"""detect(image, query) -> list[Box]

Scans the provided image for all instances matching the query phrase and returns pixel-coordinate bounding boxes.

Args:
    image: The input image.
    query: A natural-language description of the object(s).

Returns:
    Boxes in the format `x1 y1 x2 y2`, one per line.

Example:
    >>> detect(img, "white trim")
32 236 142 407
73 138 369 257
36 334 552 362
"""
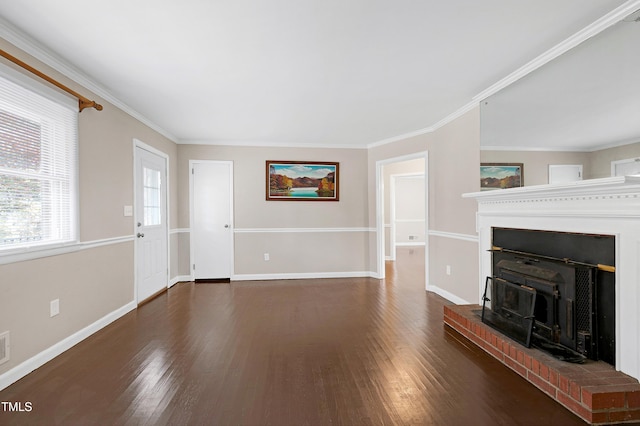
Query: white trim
482 137 640 153
480 145 590 152
395 242 426 247
427 285 472 305
0 235 134 266
395 219 426 224
0 17 178 144
170 228 190 234
234 227 374 234
367 102 478 149
0 300 136 392
477 210 640 220
232 271 377 281
179 139 366 149
428 230 479 243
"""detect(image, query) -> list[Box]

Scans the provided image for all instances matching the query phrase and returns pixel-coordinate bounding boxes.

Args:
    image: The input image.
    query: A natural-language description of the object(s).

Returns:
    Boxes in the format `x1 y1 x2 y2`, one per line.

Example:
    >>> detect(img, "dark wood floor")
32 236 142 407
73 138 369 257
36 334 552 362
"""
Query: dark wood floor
0 247 583 425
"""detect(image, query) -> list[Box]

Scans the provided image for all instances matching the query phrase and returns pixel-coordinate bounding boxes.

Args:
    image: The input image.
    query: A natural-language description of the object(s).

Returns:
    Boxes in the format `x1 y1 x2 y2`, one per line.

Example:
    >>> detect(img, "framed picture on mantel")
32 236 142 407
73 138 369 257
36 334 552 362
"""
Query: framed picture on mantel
480 163 523 190
266 161 339 201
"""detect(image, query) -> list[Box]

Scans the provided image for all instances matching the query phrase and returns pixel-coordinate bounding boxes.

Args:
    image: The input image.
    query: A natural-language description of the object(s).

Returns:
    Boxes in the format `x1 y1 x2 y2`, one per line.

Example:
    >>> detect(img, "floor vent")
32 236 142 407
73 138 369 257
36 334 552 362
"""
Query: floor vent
0 331 9 365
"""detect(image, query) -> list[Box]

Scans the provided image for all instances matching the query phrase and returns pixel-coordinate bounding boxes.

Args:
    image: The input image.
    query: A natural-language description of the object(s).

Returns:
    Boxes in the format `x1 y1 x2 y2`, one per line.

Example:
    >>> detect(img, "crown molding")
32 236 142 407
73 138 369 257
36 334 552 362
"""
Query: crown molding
472 0 640 103
179 139 366 149
0 16 178 143
480 145 590 152
481 136 640 153
368 0 640 151
367 100 478 149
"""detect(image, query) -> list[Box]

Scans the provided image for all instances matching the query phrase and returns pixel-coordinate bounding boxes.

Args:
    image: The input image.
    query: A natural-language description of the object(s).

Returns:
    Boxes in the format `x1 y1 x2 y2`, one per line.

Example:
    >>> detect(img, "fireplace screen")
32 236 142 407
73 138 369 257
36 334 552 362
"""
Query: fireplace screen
482 277 537 347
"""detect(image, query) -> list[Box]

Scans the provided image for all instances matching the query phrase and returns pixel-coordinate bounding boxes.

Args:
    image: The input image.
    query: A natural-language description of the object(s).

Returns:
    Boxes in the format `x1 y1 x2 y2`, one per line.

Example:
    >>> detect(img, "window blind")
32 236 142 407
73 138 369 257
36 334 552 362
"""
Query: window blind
0 64 78 252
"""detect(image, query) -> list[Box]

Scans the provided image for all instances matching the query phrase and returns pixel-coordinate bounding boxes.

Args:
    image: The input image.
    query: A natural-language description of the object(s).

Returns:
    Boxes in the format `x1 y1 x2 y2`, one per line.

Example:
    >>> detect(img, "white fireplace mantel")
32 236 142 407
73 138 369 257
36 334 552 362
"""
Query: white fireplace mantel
463 176 640 381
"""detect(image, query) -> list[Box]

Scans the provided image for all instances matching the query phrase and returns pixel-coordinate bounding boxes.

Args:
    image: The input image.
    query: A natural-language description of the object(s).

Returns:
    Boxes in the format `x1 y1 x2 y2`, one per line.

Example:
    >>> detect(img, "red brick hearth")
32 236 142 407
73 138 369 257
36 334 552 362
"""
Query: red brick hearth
444 304 640 425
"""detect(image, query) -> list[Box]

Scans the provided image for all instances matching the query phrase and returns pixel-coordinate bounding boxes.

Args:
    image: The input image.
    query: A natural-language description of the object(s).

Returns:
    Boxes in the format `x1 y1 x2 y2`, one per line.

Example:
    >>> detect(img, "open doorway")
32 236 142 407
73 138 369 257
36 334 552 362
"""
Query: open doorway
389 173 425 261
376 152 428 289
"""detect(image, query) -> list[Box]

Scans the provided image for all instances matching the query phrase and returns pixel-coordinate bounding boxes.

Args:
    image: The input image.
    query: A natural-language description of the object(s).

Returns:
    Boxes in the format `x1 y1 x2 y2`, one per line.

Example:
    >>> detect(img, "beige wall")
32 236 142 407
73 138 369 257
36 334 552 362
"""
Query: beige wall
480 141 640 185
0 39 179 377
481 150 589 186
177 145 371 276
588 140 640 179
369 107 481 303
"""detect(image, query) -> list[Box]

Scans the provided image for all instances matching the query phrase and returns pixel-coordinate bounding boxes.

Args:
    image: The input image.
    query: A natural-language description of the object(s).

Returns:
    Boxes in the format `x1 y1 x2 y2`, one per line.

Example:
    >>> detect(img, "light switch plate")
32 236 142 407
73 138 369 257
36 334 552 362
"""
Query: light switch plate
50 299 60 317
123 205 133 217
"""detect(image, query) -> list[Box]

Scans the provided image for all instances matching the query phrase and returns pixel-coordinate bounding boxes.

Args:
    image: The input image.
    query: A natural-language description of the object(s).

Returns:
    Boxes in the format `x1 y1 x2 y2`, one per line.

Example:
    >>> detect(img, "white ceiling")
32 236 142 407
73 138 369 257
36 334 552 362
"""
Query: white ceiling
481 8 640 152
0 0 632 147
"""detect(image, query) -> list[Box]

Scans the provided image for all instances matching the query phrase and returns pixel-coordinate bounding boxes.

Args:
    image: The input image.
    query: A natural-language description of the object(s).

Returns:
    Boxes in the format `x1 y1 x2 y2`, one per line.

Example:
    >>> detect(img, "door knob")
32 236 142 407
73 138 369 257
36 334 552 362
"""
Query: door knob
224 224 229 228
137 233 145 238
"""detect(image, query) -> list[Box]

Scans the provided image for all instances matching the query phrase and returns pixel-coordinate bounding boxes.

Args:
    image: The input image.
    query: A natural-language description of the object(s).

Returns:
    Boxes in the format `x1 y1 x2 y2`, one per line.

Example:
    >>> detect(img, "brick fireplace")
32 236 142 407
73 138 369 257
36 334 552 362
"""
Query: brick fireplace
459 176 640 424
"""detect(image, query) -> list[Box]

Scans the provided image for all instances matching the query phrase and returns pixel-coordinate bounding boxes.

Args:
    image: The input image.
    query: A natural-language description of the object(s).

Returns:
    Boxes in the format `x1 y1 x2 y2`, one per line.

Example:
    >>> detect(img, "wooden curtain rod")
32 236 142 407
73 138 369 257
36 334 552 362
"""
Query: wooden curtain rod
0 48 102 112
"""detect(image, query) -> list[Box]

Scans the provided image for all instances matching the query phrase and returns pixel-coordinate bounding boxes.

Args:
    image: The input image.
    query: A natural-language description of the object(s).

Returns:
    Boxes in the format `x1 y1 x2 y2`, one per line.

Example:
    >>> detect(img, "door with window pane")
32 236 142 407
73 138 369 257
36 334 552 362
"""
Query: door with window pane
135 145 168 303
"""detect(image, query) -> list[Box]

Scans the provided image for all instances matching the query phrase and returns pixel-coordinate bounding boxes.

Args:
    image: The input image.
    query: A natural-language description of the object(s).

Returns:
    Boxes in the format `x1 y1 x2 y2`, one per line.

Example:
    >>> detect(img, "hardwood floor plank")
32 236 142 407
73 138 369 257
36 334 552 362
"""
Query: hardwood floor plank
0 248 583 425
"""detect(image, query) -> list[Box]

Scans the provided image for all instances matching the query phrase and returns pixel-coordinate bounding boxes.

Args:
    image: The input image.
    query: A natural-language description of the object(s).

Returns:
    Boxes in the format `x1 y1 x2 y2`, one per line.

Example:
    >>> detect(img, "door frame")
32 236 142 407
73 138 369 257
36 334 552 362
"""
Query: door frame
376 151 428 289
133 139 170 303
189 160 235 281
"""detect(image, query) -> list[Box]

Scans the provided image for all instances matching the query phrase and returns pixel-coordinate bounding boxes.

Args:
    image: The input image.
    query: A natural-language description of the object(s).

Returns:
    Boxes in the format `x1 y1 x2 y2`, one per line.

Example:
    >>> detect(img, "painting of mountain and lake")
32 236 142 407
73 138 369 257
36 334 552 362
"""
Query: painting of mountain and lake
480 163 523 191
267 161 339 201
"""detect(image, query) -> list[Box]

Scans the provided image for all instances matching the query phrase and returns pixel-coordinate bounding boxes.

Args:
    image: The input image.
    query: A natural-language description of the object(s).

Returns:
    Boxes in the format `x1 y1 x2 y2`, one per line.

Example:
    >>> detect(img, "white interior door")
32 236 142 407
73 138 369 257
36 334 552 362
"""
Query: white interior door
191 161 233 280
548 164 583 184
135 145 168 302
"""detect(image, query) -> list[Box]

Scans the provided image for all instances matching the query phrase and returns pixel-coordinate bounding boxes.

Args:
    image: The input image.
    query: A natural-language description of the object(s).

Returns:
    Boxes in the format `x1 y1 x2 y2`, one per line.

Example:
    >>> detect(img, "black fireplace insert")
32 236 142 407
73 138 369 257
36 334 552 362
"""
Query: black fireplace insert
482 228 615 365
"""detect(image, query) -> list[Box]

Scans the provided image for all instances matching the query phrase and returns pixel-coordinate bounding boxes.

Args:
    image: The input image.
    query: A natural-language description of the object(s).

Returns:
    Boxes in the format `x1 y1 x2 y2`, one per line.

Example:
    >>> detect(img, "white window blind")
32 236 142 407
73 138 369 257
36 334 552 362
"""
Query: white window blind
0 65 78 253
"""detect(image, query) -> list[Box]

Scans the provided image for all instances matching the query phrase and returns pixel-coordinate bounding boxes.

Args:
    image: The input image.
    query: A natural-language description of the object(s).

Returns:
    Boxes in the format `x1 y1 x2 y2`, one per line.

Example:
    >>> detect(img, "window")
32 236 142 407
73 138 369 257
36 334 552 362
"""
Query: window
143 167 161 226
0 65 78 253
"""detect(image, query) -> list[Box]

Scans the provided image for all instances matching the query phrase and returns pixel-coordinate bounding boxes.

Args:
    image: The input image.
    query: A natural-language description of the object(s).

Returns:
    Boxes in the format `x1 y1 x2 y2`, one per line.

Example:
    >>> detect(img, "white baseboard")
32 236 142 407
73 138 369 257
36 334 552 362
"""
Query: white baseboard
232 271 378 281
169 275 191 287
0 301 137 392
427 285 472 305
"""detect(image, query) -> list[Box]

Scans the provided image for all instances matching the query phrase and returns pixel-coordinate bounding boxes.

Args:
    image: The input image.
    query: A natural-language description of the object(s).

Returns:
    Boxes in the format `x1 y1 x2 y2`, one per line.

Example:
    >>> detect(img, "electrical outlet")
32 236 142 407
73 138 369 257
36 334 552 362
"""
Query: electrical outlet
50 299 60 317
446 265 451 276
264 253 270 261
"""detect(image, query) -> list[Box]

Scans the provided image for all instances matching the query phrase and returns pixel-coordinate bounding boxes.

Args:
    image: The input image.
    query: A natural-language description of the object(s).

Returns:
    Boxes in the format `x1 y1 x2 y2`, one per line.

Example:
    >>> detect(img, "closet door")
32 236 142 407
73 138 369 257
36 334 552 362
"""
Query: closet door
191 161 234 280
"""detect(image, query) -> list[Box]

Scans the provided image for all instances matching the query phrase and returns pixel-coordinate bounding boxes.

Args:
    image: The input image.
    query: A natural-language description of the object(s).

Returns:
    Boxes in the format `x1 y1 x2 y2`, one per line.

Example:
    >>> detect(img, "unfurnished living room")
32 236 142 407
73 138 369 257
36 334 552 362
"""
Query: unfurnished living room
1 1 640 425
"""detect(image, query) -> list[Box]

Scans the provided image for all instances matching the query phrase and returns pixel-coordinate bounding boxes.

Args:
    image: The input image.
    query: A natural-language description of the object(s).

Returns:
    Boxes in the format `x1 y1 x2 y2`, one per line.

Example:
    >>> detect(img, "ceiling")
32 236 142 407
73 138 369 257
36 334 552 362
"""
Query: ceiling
0 0 631 148
481 7 640 152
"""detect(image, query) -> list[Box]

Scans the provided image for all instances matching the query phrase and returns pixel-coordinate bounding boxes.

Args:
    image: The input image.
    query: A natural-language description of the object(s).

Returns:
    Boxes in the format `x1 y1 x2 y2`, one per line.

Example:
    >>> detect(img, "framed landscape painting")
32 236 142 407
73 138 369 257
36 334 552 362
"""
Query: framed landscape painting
267 161 339 201
480 163 524 190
